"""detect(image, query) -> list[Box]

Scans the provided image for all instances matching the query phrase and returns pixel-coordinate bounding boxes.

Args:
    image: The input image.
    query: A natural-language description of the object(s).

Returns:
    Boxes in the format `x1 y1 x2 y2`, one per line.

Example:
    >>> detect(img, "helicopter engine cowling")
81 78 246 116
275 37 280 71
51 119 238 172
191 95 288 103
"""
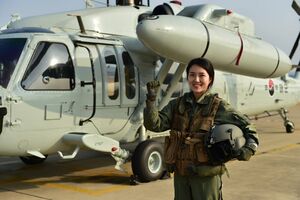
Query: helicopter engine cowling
152 1 184 15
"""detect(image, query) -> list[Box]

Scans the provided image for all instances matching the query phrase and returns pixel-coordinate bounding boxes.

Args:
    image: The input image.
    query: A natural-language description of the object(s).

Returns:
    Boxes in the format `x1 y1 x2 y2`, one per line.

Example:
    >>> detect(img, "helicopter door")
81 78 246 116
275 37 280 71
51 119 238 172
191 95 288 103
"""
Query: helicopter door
91 45 139 134
73 44 100 126
74 43 139 134
9 38 77 151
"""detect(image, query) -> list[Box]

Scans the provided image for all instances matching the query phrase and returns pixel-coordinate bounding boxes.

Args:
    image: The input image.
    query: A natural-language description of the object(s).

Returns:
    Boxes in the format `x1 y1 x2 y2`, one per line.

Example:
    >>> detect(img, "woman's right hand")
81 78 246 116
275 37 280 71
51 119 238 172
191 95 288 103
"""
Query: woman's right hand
146 80 160 101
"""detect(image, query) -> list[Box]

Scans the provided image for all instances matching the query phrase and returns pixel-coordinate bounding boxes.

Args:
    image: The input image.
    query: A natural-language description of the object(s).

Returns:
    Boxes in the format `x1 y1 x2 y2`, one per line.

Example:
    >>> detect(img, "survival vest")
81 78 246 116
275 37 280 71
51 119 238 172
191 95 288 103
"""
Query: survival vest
164 93 221 176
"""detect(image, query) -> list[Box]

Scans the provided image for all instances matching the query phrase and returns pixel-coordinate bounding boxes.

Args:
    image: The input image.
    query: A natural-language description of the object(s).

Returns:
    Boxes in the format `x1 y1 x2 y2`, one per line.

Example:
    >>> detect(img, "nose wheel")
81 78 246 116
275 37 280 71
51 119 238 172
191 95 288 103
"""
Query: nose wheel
279 108 295 134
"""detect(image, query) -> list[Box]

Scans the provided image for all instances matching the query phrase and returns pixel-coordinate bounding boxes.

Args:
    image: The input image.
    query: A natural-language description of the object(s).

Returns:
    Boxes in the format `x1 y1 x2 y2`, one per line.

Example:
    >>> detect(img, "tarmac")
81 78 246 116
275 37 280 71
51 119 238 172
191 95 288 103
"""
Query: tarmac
0 104 300 200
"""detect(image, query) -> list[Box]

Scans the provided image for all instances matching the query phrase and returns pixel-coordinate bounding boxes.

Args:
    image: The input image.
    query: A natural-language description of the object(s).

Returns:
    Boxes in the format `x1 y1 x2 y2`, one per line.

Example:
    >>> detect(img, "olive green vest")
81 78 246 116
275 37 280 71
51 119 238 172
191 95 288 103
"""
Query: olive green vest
164 94 221 175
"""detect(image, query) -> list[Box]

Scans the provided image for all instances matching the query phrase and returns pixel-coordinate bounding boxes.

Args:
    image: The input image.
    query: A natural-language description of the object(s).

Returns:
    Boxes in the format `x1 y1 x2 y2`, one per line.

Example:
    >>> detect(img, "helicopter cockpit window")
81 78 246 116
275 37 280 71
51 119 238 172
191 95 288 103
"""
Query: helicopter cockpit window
0 38 26 88
104 49 119 100
21 42 75 90
122 51 136 99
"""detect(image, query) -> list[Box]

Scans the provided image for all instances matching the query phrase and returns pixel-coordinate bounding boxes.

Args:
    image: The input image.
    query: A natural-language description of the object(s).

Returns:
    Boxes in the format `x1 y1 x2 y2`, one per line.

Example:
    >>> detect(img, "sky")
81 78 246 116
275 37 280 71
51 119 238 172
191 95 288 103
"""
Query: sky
0 0 299 62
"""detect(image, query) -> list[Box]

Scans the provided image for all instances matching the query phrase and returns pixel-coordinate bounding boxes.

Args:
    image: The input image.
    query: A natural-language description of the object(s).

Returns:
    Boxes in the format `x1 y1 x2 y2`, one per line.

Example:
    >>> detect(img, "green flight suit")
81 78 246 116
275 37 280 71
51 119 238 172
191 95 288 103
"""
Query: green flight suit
144 91 258 200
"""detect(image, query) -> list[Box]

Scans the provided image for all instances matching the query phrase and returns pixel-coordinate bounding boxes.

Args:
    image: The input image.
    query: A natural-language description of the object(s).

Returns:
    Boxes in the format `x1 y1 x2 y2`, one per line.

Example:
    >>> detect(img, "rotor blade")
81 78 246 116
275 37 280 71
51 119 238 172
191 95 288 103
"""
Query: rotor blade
289 32 300 59
292 0 300 16
293 65 300 72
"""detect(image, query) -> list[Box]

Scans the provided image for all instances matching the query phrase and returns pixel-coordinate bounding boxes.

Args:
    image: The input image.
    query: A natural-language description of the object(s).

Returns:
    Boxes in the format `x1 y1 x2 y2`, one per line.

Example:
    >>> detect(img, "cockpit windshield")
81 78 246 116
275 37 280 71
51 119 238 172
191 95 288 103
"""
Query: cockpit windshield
0 38 27 88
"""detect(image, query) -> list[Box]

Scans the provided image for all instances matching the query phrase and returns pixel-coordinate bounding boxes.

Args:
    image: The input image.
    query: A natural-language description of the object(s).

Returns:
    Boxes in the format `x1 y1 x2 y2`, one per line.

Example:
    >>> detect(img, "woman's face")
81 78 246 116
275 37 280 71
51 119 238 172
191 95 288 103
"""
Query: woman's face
187 64 211 98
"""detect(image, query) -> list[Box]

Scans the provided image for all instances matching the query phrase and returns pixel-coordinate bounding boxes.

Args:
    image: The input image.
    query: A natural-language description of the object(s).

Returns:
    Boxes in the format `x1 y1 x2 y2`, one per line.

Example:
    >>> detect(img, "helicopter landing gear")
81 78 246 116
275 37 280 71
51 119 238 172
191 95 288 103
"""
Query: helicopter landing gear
279 108 295 133
131 140 166 184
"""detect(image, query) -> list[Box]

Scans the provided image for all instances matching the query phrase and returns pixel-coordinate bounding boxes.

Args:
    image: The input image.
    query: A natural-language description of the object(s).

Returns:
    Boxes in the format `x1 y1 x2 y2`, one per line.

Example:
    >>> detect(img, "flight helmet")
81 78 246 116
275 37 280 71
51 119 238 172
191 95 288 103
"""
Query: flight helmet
205 124 246 165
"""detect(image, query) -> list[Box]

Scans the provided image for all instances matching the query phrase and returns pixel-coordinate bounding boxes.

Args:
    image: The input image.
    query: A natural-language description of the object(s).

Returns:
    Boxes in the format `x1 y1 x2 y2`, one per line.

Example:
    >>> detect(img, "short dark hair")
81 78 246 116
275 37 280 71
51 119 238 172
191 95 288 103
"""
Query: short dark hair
186 58 215 88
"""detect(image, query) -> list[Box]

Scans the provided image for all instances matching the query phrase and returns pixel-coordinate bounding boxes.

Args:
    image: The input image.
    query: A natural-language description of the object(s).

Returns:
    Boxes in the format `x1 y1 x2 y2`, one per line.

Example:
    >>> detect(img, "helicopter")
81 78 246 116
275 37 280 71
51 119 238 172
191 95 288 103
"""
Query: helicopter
0 0 299 183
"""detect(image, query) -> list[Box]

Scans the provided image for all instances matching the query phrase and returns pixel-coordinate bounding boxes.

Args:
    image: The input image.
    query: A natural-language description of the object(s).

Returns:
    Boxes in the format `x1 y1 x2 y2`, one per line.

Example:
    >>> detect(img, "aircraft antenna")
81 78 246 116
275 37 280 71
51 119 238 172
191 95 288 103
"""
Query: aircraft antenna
67 14 86 34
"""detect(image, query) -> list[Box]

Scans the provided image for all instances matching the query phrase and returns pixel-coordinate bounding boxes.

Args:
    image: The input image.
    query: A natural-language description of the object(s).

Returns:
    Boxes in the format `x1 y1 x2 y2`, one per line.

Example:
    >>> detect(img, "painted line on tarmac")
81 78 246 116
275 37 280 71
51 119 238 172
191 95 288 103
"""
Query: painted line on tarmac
40 171 131 196
0 171 131 197
257 142 300 155
44 183 129 196
0 187 51 200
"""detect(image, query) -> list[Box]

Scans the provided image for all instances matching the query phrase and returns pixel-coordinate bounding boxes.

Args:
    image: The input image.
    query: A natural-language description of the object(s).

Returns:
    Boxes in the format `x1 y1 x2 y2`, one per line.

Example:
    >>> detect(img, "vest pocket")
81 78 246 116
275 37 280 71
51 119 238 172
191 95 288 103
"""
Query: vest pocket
199 118 213 132
164 131 182 164
194 140 209 163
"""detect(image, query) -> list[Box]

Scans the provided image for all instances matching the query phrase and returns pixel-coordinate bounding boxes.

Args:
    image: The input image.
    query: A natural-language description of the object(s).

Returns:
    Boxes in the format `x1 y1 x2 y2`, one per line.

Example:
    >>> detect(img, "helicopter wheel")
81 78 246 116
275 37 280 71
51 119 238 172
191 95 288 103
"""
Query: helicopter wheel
19 155 48 165
285 121 295 134
131 140 165 183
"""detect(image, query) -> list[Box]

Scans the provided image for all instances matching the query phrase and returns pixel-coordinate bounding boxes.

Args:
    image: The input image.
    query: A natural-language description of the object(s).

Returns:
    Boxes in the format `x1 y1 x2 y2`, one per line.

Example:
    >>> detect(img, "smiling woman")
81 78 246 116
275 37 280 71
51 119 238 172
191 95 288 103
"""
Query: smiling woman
187 58 214 99
144 57 259 200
